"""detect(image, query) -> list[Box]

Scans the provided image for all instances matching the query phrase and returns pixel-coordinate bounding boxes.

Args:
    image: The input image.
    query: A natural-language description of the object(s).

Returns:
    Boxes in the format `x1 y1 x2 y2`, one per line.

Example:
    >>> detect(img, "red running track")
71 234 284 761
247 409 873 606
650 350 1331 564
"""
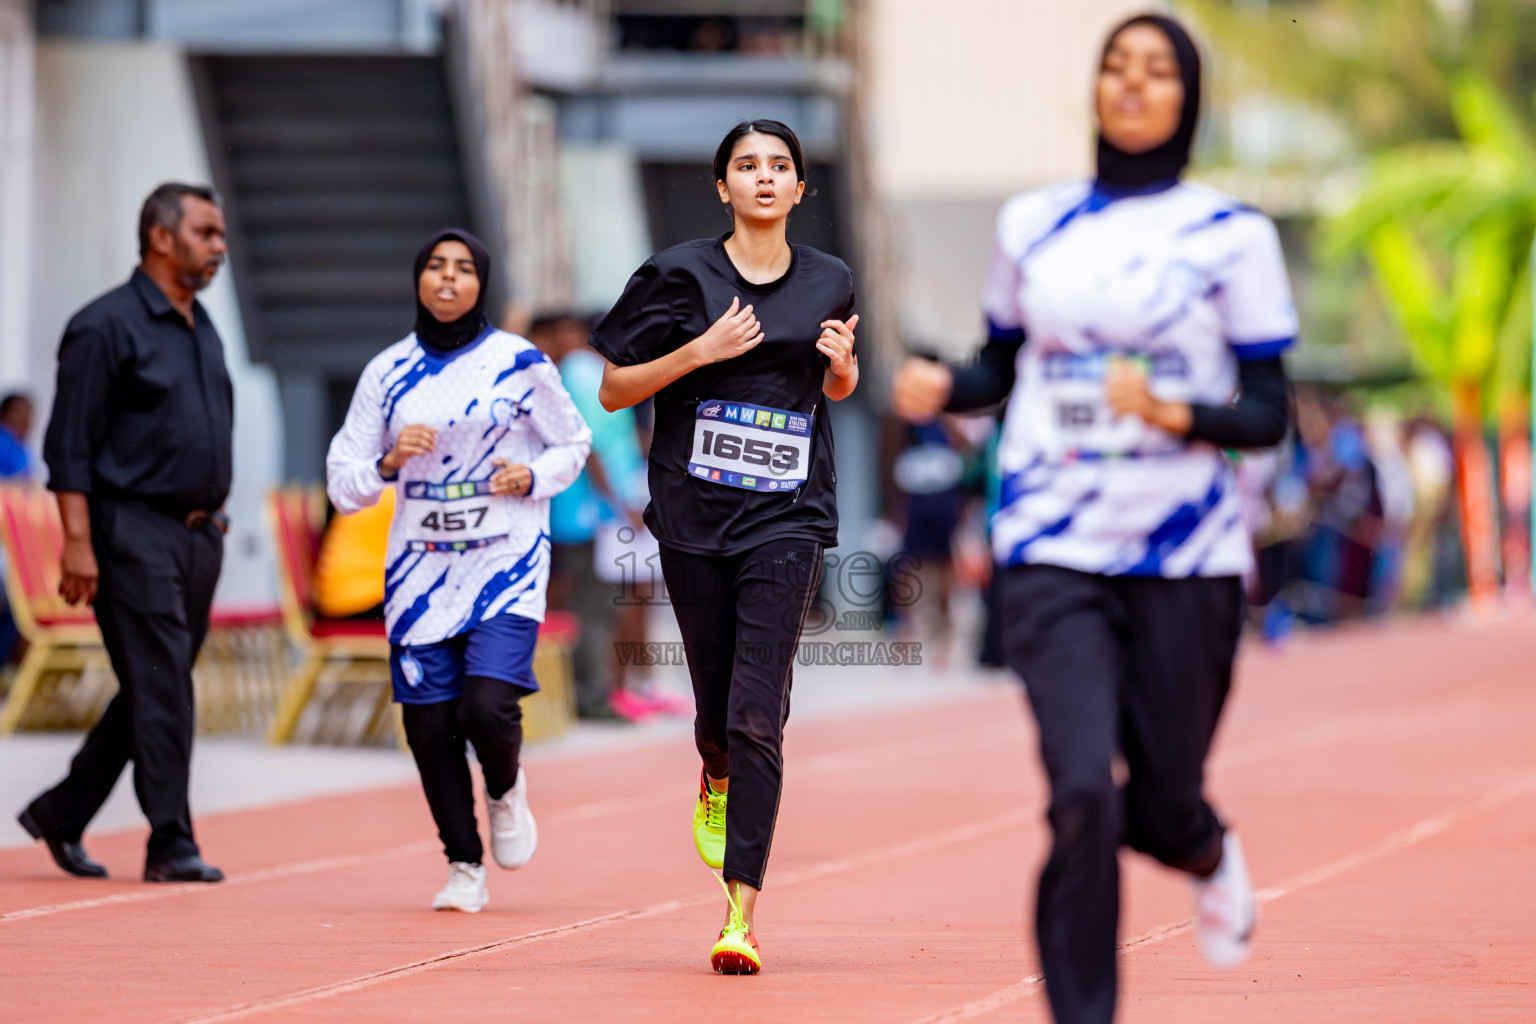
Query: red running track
3 615 1534 1023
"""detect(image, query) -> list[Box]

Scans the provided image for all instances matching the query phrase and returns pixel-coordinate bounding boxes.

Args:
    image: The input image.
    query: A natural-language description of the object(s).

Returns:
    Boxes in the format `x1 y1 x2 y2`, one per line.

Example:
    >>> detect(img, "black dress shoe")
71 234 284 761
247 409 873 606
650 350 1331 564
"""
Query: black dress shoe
17 807 108 878
143 855 224 883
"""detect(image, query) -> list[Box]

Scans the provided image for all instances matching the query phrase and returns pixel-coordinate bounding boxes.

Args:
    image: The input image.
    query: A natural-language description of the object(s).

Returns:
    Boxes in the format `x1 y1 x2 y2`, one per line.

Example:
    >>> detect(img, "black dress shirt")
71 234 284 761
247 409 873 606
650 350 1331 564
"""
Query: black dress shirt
44 268 234 512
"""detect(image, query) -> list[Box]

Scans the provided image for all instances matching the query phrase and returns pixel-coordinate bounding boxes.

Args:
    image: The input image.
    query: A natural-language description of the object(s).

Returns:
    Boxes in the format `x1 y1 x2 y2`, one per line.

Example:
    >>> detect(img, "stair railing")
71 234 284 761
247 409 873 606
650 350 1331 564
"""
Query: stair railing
446 0 575 322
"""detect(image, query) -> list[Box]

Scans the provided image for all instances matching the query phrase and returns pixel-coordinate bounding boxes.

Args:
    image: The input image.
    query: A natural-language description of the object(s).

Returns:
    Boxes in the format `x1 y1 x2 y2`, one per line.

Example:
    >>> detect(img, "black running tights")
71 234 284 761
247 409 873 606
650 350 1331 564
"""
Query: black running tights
401 676 527 865
1001 564 1240 1024
659 537 825 891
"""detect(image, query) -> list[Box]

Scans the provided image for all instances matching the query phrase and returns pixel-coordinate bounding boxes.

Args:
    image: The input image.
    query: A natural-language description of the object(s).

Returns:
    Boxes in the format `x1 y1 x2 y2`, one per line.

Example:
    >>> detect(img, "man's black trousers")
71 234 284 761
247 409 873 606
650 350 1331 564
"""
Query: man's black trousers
1000 564 1241 1024
659 537 824 891
29 499 223 862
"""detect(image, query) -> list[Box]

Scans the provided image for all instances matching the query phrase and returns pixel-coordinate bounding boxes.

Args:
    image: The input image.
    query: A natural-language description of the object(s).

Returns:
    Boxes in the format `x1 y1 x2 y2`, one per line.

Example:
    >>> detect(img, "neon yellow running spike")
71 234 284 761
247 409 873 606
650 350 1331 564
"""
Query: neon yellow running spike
710 873 761 975
693 770 726 870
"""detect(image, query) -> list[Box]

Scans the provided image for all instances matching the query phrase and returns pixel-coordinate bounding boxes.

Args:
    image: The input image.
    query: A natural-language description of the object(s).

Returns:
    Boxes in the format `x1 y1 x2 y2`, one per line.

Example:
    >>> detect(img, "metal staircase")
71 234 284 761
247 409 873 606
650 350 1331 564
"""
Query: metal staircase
194 54 485 479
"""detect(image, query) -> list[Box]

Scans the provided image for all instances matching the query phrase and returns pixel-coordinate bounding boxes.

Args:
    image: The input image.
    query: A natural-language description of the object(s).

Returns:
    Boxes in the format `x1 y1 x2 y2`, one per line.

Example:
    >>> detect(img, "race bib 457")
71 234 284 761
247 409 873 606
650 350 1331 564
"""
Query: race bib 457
689 399 812 492
400 479 512 552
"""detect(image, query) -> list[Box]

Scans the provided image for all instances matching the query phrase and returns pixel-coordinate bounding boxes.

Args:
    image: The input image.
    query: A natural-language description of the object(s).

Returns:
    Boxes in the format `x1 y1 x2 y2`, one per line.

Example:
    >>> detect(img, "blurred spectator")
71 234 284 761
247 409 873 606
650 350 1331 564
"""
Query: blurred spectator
312 488 395 620
535 314 676 721
890 417 969 663
0 392 35 480
1365 408 1416 613
739 18 798 56
1246 428 1311 641
0 391 31 662
1297 389 1384 622
1400 415 1456 610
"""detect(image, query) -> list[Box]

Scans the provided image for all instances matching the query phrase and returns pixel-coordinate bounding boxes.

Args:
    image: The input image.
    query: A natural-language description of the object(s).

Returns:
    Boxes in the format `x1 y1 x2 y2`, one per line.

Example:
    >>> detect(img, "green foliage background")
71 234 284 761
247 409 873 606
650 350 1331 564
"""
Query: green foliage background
1181 0 1536 419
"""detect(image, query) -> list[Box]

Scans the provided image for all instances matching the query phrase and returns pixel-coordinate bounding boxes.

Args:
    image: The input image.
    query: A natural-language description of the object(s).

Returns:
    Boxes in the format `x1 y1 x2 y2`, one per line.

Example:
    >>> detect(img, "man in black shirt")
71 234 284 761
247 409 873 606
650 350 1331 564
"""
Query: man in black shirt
17 183 234 883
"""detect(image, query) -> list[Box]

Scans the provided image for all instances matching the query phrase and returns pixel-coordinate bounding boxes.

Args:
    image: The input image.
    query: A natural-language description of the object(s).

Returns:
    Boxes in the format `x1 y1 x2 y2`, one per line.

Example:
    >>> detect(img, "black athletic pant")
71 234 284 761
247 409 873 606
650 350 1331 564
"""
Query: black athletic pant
401 676 527 865
659 537 825 890
28 499 223 862
1000 564 1240 1024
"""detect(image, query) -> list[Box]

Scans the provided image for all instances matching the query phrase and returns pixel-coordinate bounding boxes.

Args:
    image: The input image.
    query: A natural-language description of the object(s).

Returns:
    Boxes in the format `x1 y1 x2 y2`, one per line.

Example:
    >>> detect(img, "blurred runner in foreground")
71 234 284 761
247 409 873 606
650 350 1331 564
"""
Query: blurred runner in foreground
894 16 1292 1024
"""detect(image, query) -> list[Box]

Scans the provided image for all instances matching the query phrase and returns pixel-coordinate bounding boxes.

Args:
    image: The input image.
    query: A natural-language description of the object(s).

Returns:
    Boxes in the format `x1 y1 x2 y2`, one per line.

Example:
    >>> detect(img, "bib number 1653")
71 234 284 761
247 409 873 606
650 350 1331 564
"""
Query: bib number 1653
698 429 800 473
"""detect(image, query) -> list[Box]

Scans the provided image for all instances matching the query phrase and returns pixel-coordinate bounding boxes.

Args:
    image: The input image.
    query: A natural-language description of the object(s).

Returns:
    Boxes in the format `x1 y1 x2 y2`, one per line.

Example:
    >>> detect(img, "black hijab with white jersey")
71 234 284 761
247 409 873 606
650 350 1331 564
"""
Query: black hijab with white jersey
413 228 492 353
1094 14 1202 189
949 14 1289 446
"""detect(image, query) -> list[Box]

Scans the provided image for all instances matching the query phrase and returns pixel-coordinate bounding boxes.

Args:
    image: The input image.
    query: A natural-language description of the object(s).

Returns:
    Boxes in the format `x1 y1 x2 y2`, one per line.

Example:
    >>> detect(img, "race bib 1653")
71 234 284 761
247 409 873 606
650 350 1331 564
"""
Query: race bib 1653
688 399 812 493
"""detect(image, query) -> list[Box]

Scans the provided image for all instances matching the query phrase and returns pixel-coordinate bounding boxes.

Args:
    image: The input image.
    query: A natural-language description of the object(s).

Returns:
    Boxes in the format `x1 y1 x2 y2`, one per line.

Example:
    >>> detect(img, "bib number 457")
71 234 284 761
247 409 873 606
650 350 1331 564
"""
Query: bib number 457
699 429 800 473
419 506 490 532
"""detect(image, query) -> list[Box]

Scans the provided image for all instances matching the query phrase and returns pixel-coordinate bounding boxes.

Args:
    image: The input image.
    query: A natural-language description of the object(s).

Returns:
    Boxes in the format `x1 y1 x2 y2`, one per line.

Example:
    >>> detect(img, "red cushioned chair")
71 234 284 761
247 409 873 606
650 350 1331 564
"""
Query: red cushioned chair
264 485 394 743
0 486 108 735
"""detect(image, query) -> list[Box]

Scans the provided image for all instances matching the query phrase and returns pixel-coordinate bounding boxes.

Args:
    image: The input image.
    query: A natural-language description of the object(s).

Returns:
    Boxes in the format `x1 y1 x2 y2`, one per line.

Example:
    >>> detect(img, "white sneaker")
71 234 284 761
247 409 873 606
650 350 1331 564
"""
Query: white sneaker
1191 830 1256 967
486 767 537 870
432 861 488 913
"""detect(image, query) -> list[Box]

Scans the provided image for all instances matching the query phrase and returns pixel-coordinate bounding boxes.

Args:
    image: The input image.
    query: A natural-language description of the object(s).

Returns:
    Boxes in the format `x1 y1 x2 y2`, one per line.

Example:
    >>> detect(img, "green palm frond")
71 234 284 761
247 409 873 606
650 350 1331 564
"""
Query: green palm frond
1318 144 1474 260
1363 221 1454 379
1493 262 1533 409
1451 74 1536 172
1449 219 1514 382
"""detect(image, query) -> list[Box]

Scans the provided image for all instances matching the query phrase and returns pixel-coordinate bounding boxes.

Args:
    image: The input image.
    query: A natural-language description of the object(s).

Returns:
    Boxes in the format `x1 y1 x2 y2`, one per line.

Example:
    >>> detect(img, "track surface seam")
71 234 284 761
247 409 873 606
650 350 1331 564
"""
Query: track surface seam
3 720 1018 924
156 705 1510 1022
165 808 1034 1023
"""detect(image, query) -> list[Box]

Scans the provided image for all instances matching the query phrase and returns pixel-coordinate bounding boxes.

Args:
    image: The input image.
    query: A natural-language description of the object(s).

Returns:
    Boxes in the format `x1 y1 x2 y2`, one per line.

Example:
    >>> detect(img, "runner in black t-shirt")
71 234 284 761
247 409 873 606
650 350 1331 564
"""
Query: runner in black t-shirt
590 119 858 975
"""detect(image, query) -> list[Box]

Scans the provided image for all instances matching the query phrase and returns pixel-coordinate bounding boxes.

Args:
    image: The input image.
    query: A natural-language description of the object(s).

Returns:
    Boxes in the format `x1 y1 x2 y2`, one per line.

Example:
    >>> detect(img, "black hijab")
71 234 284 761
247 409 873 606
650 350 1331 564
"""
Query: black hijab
413 227 491 353
1094 14 1202 189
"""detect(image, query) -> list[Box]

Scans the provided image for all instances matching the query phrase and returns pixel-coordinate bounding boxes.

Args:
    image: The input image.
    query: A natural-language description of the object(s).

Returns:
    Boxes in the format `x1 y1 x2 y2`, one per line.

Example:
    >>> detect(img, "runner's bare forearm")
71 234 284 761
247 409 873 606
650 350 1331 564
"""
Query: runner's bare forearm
823 361 859 401
599 345 707 412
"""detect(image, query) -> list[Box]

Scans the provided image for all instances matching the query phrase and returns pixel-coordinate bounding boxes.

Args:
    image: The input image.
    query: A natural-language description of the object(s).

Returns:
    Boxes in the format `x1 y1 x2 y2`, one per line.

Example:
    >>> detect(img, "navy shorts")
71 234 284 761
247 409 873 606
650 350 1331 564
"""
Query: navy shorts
391 612 541 705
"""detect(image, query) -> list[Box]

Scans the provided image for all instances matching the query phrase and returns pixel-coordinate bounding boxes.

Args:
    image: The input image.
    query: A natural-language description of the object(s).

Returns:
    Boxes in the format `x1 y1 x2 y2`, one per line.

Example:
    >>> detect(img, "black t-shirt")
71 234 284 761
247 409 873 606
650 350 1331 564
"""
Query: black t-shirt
590 235 856 556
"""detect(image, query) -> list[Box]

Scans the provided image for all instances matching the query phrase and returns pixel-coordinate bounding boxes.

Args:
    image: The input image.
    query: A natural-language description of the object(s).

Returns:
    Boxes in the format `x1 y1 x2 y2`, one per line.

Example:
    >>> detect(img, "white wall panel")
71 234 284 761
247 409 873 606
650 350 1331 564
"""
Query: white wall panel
867 0 1156 200
32 42 282 610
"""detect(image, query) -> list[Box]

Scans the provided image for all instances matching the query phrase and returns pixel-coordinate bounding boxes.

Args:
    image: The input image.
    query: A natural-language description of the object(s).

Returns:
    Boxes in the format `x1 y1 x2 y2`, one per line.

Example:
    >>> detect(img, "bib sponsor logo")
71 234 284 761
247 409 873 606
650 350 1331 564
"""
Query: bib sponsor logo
702 404 721 418
755 410 772 427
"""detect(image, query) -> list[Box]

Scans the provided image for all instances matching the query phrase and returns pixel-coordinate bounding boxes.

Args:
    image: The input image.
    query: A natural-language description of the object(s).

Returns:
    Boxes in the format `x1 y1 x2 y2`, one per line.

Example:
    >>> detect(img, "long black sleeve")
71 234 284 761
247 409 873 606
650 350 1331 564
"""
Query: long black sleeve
944 337 1023 413
1186 356 1289 449
43 322 116 494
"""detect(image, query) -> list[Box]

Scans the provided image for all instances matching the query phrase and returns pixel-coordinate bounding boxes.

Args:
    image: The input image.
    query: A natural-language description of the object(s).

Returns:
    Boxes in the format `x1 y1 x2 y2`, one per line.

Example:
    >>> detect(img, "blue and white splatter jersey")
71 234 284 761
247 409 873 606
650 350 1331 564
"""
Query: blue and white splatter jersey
326 328 591 645
984 180 1297 578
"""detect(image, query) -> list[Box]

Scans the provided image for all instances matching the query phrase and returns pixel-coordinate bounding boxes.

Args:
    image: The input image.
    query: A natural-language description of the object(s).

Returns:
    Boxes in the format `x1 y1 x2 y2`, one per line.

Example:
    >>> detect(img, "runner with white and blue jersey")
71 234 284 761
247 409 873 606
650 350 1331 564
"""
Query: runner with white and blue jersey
894 17 1286 1024
327 228 591 914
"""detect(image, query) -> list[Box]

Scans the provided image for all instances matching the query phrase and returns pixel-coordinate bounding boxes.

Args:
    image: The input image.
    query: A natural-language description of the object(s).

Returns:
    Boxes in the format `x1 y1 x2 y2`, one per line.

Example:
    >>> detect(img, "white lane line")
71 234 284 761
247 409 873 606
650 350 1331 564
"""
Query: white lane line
0 842 437 923
906 770 1536 1024
165 807 1034 1023
1 721 1021 924
0 702 1429 926
915 975 1046 1024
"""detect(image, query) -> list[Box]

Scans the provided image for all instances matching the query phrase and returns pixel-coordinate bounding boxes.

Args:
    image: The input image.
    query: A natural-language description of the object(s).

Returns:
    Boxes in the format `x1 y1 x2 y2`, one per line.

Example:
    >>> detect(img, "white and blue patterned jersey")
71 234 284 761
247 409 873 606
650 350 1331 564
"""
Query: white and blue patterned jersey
326 328 591 645
984 180 1297 578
